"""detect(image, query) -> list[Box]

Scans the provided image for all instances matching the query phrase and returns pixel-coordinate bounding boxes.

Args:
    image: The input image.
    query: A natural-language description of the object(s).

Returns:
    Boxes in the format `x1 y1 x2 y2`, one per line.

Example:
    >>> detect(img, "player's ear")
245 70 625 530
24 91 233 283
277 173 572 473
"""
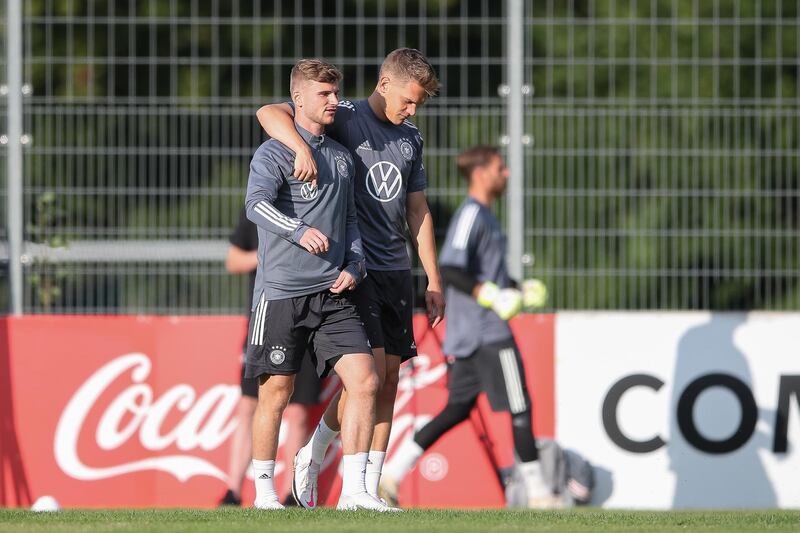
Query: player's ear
377 75 391 95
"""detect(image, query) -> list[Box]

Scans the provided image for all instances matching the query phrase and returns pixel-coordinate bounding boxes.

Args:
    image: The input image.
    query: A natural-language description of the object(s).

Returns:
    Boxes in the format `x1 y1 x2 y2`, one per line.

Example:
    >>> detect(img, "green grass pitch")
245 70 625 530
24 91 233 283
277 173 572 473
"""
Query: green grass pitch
2 508 800 532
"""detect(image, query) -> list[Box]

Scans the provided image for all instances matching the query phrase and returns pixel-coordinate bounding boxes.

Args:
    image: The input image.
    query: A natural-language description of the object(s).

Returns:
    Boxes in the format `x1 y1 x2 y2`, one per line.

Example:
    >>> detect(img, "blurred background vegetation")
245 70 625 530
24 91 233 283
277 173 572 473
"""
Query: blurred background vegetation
2 0 797 313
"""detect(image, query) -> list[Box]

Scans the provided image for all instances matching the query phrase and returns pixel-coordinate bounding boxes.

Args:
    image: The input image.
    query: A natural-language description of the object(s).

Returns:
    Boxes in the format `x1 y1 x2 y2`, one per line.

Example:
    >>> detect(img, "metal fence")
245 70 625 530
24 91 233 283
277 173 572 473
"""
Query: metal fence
2 0 799 314
526 0 800 310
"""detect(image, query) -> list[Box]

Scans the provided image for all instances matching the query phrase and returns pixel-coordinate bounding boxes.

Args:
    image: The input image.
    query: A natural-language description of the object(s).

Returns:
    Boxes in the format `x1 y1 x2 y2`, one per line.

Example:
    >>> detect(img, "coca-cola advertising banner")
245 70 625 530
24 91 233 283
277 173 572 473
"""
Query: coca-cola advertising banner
0 314 554 508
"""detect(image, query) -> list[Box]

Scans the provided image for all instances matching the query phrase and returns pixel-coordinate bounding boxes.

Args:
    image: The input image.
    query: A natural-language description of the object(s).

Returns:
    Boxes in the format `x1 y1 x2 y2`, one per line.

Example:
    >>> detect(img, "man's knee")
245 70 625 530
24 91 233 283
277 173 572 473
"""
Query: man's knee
335 353 380 397
348 369 380 399
363 371 381 398
378 362 400 399
372 347 387 389
257 375 294 410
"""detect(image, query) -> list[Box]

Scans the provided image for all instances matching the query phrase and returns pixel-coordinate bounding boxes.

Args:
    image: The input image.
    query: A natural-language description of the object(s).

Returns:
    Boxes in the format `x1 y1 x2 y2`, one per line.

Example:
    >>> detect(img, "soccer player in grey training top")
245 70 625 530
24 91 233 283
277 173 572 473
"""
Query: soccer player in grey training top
380 146 561 508
245 59 393 511
257 49 445 510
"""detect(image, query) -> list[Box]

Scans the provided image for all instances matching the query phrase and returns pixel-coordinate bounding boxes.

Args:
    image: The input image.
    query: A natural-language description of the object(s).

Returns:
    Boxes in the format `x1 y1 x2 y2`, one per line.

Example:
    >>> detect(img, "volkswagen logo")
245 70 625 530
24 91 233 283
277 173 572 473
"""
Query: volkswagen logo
300 182 318 200
366 161 402 202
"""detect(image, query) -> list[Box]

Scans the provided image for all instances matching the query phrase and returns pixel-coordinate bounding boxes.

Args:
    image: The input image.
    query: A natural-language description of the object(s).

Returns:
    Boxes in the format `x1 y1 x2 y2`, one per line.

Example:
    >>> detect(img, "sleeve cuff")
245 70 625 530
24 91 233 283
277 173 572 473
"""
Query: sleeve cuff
344 263 366 285
291 223 309 244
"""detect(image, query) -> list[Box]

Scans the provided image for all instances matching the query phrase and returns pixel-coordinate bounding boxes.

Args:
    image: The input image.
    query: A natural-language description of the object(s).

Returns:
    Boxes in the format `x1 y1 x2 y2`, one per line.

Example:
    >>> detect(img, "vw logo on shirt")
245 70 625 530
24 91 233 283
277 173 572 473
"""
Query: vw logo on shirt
300 181 318 200
366 161 402 202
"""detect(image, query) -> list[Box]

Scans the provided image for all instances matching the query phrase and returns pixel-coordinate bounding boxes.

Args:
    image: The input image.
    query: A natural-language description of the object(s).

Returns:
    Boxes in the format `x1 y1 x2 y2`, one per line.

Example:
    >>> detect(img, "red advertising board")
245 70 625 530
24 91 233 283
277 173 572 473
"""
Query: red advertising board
0 314 554 508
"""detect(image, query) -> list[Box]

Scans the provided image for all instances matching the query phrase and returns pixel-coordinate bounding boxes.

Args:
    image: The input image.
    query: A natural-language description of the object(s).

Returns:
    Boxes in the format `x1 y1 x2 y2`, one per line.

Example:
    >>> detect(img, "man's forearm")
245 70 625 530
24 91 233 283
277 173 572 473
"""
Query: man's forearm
246 196 308 243
225 248 258 274
343 228 366 284
408 207 442 289
256 104 306 155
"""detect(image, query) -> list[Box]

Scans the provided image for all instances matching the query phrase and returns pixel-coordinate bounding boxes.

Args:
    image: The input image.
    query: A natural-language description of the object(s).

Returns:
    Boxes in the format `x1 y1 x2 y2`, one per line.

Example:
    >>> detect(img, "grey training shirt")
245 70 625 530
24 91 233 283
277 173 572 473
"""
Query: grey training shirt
325 99 428 271
245 124 364 304
439 197 513 358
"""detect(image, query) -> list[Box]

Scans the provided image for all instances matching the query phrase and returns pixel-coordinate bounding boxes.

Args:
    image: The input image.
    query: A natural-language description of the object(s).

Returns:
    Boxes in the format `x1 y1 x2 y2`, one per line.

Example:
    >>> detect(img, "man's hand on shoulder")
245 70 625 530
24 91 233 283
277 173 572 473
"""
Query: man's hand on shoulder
296 227 329 255
293 145 318 184
330 269 356 294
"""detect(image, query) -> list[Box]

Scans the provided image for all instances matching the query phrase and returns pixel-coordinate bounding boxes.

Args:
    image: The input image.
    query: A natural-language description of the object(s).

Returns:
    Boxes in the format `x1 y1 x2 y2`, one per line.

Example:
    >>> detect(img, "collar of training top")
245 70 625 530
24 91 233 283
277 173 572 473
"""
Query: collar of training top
294 122 326 149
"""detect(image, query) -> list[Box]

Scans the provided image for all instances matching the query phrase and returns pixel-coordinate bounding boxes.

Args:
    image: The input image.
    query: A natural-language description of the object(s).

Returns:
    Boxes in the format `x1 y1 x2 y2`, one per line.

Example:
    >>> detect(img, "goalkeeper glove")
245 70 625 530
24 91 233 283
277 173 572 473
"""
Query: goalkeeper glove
477 281 523 320
521 278 548 310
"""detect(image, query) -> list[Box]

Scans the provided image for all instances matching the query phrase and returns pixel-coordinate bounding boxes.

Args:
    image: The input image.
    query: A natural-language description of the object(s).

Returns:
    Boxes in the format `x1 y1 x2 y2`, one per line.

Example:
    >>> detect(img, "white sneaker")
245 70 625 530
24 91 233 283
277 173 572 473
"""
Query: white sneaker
336 492 401 512
377 496 403 512
520 462 562 509
528 494 565 509
377 475 399 507
292 446 320 510
253 498 284 510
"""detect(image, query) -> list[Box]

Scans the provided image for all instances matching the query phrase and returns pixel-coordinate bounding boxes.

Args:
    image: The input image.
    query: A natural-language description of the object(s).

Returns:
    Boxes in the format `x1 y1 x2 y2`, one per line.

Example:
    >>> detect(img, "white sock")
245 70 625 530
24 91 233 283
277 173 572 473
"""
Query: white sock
382 438 423 483
252 459 278 502
308 418 339 464
519 460 551 499
340 452 369 497
365 451 386 497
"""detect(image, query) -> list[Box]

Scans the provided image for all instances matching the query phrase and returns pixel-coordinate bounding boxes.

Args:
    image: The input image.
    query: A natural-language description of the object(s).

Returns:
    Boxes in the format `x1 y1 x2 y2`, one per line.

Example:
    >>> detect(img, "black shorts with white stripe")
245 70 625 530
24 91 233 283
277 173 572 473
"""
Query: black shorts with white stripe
244 289 372 380
350 269 417 361
446 338 531 414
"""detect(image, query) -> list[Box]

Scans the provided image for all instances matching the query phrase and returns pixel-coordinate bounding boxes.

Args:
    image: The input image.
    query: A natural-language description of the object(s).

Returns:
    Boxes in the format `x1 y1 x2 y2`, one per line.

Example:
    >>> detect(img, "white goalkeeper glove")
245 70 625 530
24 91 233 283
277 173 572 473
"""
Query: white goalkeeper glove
476 281 523 320
521 278 548 310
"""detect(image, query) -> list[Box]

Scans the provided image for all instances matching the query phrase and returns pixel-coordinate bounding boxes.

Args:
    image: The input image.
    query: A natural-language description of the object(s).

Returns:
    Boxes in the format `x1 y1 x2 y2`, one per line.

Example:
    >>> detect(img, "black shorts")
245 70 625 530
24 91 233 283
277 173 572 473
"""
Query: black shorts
240 359 258 398
244 290 371 379
351 269 416 360
240 354 321 404
447 339 531 414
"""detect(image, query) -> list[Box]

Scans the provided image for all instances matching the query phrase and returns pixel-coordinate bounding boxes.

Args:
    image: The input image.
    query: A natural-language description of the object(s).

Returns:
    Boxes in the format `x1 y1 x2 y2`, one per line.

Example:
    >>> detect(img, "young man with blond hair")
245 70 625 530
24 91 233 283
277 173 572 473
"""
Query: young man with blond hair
256 48 445 510
245 58 389 511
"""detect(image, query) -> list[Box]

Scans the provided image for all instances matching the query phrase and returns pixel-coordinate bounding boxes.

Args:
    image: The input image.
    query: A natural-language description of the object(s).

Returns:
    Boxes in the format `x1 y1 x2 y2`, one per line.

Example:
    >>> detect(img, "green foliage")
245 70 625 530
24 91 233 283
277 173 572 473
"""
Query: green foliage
17 0 800 311
27 192 71 310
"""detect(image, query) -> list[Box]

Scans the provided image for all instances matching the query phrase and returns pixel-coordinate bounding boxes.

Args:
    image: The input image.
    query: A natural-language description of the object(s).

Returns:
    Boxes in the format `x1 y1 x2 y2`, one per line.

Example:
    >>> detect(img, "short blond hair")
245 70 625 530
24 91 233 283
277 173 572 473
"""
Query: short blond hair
379 48 440 96
290 58 342 95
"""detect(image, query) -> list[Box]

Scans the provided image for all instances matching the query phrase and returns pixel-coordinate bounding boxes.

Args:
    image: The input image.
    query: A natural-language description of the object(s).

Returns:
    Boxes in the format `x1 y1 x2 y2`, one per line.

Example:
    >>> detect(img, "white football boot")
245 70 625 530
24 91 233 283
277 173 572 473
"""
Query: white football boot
376 497 403 512
377 475 400 508
336 492 402 512
253 498 285 510
291 446 321 510
521 461 563 509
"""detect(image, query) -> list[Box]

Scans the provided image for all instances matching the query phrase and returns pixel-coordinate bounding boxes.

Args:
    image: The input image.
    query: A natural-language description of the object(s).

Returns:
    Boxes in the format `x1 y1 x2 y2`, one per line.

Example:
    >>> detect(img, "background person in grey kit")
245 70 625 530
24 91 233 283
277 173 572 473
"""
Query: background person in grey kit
217 208 322 507
244 59 388 511
380 145 559 508
256 48 445 507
